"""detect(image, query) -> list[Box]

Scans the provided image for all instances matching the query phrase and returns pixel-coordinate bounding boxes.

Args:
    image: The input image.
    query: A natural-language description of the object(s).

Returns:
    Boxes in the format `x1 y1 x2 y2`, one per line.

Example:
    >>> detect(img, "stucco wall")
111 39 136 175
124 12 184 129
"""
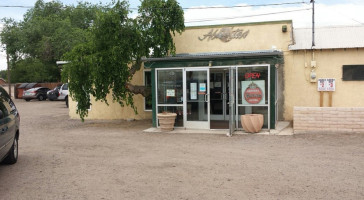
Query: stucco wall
284 49 364 120
69 66 152 120
174 21 292 53
69 21 293 120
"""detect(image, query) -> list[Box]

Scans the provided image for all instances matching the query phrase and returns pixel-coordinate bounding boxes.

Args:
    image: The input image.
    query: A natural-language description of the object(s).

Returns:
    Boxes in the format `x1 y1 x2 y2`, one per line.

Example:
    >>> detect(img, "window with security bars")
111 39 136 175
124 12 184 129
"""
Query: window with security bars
342 65 364 81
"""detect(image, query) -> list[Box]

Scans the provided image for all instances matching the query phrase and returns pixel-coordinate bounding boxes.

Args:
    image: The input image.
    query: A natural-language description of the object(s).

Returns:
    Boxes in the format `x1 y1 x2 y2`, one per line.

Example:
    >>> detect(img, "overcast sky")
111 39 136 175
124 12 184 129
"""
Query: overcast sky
1 0 364 70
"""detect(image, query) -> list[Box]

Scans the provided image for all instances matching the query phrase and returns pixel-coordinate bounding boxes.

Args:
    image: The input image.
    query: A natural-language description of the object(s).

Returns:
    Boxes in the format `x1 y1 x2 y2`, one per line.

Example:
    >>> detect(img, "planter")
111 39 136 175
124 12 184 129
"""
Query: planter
241 114 264 133
157 113 177 131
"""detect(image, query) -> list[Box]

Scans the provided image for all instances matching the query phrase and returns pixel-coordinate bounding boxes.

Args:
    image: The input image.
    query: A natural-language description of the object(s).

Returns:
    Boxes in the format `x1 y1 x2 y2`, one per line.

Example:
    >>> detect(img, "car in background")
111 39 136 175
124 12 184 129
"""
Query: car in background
23 87 50 101
58 83 69 107
0 86 20 165
47 85 61 101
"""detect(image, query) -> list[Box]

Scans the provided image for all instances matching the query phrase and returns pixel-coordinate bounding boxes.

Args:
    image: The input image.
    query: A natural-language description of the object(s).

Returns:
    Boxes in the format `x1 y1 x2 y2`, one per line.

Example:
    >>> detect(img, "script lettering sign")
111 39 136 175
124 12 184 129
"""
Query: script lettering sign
198 27 250 43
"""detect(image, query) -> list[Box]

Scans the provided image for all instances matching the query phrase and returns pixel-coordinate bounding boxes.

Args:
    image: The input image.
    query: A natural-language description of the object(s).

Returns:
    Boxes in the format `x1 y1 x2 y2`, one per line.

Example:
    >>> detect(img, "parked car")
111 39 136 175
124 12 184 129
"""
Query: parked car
47 85 61 101
0 86 20 165
23 87 50 101
58 83 69 107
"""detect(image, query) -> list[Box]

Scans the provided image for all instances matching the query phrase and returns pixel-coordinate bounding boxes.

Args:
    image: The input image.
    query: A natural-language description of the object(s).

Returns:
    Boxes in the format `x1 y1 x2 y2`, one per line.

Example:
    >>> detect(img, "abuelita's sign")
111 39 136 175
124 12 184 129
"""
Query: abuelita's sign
318 78 335 91
198 27 250 43
241 80 265 105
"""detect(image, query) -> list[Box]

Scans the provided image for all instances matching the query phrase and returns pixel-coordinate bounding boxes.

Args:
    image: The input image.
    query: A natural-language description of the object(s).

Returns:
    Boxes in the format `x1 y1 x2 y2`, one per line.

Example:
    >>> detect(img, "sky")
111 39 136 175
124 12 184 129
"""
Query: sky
1 0 364 70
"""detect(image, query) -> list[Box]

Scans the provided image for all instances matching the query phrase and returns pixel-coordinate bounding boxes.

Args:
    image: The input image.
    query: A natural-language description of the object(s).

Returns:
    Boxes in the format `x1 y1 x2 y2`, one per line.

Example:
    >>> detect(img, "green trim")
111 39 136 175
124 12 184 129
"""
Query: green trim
151 69 157 127
270 65 276 129
146 55 283 69
185 20 293 30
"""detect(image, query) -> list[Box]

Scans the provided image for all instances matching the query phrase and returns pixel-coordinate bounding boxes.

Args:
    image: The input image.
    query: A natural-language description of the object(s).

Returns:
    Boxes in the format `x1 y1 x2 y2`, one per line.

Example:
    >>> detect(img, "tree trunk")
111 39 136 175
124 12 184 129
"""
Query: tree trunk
126 60 151 97
126 83 151 97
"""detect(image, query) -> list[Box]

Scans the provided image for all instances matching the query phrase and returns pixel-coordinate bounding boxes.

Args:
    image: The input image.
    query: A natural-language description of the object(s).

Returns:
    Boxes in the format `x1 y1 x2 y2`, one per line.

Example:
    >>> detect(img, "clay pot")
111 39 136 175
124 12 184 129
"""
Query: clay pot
157 113 177 131
241 114 264 133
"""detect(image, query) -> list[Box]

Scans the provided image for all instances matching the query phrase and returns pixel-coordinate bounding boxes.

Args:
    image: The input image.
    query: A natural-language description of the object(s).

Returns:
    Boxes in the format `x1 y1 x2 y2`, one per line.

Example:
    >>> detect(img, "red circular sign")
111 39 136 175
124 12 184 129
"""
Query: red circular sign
244 83 263 104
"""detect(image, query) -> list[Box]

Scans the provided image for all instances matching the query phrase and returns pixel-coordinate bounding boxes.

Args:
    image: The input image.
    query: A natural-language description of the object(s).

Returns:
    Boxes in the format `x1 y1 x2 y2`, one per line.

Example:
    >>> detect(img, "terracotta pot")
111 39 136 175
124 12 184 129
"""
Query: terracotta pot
241 114 264 133
157 113 177 131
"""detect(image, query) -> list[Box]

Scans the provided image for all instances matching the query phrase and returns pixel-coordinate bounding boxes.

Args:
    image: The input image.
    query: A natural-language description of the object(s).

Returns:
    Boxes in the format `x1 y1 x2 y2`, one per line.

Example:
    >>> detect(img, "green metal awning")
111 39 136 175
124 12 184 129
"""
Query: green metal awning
143 50 284 68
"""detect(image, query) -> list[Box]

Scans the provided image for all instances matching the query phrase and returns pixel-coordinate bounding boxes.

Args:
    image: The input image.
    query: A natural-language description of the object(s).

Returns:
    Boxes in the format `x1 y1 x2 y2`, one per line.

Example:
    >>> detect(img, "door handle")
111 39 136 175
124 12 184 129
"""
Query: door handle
204 94 209 102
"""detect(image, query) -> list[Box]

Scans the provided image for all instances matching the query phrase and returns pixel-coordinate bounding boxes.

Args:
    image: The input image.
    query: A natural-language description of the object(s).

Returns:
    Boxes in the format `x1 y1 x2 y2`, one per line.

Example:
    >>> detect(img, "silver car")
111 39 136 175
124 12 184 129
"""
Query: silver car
58 83 69 107
0 86 20 164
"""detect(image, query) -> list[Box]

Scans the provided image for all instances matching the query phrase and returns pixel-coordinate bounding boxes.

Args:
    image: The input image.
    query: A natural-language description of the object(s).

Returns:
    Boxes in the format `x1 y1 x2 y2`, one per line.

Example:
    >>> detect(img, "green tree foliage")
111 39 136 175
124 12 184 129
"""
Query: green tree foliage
0 0 100 83
63 0 184 120
0 70 7 80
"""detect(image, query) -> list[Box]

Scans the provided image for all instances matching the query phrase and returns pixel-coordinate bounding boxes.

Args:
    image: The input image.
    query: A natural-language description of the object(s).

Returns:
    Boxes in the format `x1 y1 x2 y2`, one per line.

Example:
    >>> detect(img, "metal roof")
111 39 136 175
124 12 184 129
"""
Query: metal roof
143 50 283 62
289 26 364 50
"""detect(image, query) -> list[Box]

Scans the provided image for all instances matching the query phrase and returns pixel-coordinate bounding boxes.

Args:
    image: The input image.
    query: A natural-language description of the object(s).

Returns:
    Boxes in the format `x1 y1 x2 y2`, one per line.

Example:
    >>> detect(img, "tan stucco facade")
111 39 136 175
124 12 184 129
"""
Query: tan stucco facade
69 20 293 121
69 66 152 120
69 20 364 125
284 48 364 120
173 21 292 53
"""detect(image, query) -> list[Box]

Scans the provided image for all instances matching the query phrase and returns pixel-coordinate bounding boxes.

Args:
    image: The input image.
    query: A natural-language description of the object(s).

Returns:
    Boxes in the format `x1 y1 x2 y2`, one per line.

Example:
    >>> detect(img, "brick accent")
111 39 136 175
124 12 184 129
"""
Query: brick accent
293 107 364 134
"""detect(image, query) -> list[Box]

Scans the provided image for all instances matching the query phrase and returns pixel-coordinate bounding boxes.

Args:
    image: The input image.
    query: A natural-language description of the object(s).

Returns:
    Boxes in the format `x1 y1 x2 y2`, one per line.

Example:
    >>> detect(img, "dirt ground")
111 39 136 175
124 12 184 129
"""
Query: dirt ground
0 99 363 200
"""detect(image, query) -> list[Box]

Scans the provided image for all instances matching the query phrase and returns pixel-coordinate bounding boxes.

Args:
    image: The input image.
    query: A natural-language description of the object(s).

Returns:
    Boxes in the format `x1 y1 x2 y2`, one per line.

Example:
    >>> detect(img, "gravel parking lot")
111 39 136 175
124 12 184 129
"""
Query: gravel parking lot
0 99 363 200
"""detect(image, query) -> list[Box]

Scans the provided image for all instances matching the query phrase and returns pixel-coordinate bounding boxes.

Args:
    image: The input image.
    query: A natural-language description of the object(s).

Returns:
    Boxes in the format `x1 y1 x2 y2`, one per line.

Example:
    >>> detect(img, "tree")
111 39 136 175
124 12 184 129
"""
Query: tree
0 0 101 83
0 70 7 80
63 0 184 120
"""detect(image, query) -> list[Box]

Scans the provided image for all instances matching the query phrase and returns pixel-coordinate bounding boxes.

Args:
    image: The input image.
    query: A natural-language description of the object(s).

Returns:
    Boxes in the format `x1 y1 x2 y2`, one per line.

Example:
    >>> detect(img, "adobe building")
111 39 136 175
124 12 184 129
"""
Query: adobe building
68 20 364 134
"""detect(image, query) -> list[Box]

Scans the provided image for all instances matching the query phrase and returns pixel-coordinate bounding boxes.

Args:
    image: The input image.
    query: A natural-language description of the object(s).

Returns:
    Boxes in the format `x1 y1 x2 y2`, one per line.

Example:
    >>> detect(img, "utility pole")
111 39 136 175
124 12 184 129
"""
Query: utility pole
6 52 11 97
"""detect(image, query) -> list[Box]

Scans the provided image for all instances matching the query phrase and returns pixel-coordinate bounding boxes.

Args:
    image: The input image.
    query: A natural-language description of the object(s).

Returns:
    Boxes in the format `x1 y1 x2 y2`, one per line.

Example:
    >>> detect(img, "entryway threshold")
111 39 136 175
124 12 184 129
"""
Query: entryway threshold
143 128 231 135
143 126 293 136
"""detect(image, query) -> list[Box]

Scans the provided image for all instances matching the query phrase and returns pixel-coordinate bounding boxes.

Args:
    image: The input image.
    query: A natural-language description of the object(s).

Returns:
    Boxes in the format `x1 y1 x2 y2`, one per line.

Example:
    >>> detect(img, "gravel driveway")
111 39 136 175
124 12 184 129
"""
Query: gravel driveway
0 99 363 200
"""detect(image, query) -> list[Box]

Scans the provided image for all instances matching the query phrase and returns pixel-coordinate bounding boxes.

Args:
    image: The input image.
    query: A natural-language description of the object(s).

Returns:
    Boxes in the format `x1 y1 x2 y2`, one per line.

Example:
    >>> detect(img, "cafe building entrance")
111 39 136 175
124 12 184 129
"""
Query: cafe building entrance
147 50 283 133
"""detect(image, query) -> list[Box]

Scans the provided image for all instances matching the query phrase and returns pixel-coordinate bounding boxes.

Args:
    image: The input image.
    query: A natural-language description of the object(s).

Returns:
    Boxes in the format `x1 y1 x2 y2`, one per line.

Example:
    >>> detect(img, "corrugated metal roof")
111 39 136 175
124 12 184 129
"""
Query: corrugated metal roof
143 50 283 62
289 26 364 50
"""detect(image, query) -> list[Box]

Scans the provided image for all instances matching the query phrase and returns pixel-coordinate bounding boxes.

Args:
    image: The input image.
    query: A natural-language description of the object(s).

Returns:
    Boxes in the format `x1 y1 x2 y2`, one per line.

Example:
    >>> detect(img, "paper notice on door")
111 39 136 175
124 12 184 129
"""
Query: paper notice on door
166 89 175 97
190 83 197 100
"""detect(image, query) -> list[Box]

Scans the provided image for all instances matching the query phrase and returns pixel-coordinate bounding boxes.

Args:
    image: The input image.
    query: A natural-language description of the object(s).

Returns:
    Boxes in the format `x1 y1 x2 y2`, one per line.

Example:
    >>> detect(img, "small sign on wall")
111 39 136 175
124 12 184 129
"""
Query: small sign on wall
318 78 335 91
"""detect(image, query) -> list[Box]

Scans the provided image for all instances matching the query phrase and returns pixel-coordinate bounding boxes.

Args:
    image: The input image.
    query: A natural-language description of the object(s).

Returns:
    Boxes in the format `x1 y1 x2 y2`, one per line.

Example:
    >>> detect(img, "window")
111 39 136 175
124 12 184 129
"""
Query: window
62 83 68 90
156 69 184 127
237 65 269 129
343 65 364 81
144 70 152 111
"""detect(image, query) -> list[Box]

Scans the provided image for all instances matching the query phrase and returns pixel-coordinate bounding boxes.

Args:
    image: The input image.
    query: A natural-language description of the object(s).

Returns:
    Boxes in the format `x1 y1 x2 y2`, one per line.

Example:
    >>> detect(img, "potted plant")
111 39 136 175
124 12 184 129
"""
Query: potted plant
241 114 264 133
157 111 177 131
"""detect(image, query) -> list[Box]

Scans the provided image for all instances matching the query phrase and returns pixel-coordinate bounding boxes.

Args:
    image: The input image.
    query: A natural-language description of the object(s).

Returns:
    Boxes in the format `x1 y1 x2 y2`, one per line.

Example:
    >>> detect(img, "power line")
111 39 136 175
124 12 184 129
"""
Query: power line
182 1 309 10
0 5 33 9
0 7 312 25
0 1 309 10
185 8 311 23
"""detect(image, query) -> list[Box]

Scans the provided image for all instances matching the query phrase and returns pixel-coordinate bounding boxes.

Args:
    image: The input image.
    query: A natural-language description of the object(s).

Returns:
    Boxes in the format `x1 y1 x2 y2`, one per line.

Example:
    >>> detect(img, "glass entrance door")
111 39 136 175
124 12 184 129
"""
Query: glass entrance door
210 69 230 129
210 70 229 121
185 69 210 129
